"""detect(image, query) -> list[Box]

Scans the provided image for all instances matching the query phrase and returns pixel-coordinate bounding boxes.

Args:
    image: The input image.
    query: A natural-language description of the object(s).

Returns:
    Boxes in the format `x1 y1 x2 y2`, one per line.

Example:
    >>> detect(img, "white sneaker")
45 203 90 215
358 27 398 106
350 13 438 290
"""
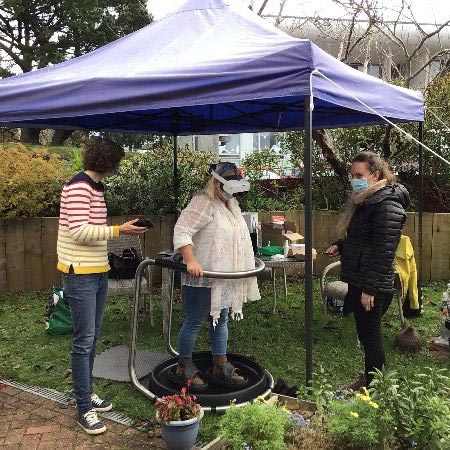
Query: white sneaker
77 409 106 435
91 393 113 412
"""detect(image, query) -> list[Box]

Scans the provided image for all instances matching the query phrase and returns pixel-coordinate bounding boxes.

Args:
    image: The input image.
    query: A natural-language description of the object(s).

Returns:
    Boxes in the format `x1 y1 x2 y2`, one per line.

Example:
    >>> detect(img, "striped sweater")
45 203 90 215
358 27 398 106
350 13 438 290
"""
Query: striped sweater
57 172 119 274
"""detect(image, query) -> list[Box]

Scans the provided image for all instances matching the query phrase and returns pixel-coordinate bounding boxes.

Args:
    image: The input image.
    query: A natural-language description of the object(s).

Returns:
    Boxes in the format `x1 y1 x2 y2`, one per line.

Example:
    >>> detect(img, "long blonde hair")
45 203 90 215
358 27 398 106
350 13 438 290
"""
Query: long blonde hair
204 177 219 201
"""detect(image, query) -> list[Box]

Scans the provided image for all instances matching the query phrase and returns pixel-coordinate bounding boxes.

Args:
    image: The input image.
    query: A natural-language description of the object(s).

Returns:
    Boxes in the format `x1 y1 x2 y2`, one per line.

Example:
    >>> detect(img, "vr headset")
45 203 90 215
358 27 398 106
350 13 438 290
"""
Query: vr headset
210 168 250 196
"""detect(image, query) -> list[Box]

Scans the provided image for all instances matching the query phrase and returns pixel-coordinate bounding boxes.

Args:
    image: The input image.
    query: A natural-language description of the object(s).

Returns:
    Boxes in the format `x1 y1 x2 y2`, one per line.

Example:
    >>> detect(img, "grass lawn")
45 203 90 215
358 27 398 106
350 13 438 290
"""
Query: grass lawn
0 279 448 443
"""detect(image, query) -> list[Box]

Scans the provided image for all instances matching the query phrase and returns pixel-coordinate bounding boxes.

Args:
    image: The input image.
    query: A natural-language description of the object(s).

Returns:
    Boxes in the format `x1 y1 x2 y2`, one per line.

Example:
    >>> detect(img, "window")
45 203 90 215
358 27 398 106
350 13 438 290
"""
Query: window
218 134 240 155
252 132 279 151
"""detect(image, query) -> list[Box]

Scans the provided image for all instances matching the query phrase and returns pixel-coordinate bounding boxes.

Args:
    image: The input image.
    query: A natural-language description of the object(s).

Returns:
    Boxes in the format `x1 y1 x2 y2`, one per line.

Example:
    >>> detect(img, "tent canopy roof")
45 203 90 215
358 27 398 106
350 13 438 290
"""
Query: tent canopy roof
0 0 424 134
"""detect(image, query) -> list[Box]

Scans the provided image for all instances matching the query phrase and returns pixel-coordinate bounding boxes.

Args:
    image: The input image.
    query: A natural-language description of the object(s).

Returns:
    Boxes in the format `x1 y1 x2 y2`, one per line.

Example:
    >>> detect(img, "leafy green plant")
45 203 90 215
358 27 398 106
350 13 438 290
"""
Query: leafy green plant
219 400 290 450
370 368 450 449
296 366 335 419
327 391 391 450
0 143 71 220
155 385 201 423
68 148 85 172
104 146 216 215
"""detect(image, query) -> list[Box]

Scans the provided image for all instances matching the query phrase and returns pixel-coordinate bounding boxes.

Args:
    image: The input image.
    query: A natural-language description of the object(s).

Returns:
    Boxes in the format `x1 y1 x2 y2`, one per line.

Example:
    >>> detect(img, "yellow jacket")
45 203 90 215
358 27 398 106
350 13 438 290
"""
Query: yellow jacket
395 235 420 310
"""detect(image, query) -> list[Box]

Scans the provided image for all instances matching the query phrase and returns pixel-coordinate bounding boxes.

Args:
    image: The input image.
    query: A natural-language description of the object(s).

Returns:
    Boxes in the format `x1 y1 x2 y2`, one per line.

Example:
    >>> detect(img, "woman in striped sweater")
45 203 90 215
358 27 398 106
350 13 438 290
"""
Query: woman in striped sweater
57 137 148 435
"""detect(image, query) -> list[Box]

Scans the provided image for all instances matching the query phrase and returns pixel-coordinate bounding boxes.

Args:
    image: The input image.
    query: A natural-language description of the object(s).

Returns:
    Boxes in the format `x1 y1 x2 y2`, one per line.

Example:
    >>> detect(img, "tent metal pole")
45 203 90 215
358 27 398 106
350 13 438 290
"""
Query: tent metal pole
418 122 424 305
303 95 313 386
173 133 179 216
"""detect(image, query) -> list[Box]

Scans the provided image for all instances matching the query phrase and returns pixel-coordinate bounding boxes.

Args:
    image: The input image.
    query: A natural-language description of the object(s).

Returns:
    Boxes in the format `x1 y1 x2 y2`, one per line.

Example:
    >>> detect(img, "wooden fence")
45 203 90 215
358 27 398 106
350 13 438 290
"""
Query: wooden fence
0 212 449 294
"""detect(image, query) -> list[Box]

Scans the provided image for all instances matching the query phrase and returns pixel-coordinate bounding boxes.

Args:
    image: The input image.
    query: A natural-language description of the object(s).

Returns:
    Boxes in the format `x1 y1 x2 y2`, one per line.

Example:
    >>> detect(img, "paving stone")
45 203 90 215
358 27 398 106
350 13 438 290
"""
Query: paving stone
21 433 42 450
3 429 24 445
2 444 22 450
0 386 22 396
32 407 58 420
51 413 78 428
16 391 42 404
26 425 60 435
0 386 166 450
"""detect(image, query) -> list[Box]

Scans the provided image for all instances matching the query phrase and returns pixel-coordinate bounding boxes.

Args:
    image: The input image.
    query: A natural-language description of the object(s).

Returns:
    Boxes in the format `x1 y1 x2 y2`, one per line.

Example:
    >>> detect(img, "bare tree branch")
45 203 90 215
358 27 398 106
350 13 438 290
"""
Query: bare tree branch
257 0 269 16
409 19 450 62
408 49 450 83
275 0 287 27
312 129 349 183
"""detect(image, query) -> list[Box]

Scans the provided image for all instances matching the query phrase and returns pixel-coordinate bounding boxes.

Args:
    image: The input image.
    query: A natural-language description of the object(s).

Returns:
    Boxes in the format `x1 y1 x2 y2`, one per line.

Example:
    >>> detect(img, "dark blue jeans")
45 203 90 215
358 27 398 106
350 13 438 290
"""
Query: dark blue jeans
178 286 229 358
64 271 108 416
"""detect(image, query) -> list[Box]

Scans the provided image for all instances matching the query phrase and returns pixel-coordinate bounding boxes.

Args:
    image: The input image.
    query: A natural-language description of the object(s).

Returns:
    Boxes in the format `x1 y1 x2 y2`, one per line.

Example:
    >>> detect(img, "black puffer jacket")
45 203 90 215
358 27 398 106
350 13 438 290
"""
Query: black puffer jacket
336 183 409 296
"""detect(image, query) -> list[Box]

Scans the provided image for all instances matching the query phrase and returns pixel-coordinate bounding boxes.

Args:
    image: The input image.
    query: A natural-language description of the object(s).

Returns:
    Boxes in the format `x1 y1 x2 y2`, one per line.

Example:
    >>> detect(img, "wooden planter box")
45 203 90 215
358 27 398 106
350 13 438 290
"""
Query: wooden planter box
200 394 316 450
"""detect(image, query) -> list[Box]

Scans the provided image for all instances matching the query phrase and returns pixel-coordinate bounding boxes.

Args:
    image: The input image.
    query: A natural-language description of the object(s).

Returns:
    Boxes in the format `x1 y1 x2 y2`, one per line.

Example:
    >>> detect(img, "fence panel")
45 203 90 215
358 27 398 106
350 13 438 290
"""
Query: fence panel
41 217 61 288
0 224 6 294
0 212 449 294
5 220 25 292
431 214 450 281
23 218 44 291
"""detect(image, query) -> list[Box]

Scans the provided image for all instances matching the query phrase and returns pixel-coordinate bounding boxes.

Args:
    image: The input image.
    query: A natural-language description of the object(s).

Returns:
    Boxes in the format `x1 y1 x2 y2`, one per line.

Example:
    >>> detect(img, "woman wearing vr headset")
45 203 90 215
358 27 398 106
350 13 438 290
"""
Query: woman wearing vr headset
171 162 260 391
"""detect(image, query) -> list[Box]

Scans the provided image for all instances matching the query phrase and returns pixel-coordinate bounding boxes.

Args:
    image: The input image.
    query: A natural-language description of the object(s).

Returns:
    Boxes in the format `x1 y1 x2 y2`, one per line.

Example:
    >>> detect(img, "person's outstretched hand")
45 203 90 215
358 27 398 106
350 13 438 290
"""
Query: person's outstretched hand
119 219 148 235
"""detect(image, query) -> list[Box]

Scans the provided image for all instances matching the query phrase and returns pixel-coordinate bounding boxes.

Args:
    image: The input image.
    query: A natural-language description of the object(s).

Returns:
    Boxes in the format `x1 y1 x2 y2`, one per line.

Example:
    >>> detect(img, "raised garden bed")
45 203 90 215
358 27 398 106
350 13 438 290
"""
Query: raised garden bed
200 394 316 449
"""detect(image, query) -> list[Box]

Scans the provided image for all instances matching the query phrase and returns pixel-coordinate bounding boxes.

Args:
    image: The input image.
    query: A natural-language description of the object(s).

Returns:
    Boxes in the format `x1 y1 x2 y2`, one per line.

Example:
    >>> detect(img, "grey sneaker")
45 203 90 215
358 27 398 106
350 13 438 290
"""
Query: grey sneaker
91 393 113 412
77 409 106 435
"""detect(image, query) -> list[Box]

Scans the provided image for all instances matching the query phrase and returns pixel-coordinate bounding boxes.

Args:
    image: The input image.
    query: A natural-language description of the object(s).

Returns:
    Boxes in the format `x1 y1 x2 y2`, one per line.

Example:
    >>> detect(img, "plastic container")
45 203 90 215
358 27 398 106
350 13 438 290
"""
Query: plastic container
258 245 284 256
283 240 289 257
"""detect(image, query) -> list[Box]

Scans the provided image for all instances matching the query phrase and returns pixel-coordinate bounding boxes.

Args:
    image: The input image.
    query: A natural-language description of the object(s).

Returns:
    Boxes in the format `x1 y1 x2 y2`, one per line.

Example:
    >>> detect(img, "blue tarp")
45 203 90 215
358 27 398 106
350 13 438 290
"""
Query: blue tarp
0 0 424 133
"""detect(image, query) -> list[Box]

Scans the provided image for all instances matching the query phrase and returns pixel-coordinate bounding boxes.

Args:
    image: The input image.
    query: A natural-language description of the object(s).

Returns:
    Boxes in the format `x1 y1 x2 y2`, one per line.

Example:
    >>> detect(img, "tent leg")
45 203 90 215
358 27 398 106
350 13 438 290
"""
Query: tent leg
304 96 313 386
418 122 424 305
173 134 179 215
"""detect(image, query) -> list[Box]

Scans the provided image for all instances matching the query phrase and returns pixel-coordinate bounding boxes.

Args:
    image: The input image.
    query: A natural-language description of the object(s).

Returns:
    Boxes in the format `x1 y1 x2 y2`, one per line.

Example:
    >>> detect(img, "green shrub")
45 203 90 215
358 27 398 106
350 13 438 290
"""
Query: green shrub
104 146 217 215
370 368 450 450
0 144 71 220
219 401 290 450
327 392 394 450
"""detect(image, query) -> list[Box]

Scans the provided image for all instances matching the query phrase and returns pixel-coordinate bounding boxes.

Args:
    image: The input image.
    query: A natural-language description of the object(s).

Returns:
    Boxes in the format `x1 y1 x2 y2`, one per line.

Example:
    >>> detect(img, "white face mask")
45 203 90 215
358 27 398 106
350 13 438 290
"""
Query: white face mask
220 190 233 201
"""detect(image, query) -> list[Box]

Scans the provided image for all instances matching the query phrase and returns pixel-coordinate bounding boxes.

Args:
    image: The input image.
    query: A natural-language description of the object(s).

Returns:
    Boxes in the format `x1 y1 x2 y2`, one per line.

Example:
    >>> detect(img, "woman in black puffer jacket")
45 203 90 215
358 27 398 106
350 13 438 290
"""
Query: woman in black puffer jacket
326 151 409 389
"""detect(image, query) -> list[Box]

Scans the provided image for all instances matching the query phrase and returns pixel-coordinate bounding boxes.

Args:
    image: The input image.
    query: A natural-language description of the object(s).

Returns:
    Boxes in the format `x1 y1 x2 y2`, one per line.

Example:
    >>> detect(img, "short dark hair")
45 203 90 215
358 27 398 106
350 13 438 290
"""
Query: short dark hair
83 137 125 173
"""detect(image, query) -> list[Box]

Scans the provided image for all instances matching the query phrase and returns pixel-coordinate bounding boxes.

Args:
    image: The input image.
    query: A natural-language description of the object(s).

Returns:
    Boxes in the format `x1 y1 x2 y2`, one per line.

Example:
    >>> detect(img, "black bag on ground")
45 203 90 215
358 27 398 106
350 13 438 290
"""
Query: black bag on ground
108 247 141 279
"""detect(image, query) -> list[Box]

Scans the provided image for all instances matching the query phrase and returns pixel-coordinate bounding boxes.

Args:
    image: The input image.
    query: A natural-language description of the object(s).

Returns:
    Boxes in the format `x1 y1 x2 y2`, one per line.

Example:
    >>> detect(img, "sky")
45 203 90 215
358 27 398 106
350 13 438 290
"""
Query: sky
147 0 450 24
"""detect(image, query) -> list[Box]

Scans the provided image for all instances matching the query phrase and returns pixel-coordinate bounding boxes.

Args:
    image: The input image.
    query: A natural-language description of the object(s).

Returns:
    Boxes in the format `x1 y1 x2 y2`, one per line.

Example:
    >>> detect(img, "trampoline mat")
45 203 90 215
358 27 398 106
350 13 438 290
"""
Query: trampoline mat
93 345 169 382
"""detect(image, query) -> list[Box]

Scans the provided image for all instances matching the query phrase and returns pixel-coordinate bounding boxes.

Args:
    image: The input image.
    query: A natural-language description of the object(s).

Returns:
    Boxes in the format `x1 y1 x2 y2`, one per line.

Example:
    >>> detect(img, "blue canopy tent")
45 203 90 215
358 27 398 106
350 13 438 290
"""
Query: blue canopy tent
0 0 425 384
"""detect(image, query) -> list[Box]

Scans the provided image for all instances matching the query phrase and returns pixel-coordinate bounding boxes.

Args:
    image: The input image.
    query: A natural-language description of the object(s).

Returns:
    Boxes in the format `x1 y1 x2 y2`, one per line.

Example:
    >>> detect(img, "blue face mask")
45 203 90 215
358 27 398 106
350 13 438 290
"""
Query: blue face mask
351 178 369 193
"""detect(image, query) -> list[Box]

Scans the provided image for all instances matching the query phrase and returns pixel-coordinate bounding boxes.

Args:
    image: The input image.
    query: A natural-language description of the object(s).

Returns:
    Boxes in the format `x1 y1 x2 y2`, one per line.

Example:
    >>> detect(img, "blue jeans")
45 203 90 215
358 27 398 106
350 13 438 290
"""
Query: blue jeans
178 286 228 358
64 272 108 416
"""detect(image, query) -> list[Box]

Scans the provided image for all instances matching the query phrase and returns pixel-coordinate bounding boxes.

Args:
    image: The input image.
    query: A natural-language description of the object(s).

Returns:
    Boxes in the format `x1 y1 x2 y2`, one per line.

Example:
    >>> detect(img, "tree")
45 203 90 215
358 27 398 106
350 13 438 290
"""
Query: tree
0 0 152 144
274 0 450 183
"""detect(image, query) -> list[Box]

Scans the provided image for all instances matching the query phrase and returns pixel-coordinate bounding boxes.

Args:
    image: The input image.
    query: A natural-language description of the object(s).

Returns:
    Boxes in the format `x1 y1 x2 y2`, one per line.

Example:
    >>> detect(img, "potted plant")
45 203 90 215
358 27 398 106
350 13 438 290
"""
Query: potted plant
155 383 204 450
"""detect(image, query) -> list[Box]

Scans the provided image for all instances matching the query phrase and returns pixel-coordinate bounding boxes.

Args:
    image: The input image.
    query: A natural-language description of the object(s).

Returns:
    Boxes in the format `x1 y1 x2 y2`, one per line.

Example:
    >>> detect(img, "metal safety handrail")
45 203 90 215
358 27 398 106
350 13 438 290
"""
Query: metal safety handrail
128 256 265 404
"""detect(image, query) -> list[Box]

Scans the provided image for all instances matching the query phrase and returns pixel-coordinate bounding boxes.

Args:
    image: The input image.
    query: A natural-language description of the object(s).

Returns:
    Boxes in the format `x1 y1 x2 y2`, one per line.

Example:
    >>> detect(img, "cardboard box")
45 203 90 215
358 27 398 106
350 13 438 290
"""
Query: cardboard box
261 221 303 246
288 244 317 260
